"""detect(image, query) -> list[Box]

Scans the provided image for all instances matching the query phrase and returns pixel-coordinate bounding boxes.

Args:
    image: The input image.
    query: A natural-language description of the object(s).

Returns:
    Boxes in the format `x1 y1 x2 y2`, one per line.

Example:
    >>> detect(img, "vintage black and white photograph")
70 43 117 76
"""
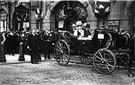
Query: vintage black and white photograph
0 0 135 85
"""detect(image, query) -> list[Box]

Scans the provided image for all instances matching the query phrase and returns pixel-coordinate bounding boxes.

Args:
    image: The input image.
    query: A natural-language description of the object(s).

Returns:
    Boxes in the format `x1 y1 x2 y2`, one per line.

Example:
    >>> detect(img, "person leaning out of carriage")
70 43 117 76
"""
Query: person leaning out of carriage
27 29 39 64
73 21 94 40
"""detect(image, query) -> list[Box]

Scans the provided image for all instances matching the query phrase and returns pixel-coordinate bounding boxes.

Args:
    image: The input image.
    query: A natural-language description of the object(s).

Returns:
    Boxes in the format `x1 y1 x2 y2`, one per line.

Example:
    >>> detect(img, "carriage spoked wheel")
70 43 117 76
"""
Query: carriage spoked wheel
54 39 70 66
93 49 116 74
117 53 130 68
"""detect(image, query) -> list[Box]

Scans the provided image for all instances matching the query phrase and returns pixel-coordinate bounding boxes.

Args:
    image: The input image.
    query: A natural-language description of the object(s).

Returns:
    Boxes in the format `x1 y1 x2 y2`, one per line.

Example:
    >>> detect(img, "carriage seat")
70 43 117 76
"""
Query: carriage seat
77 35 93 40
74 29 95 40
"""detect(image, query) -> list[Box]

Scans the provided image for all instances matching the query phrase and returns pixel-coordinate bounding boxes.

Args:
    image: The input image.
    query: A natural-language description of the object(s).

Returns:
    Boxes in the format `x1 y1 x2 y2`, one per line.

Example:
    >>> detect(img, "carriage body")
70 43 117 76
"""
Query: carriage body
55 29 114 54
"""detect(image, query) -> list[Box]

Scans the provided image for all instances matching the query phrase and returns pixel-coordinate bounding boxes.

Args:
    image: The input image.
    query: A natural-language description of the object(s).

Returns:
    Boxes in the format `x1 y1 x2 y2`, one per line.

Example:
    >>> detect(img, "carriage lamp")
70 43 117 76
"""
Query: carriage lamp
98 33 104 47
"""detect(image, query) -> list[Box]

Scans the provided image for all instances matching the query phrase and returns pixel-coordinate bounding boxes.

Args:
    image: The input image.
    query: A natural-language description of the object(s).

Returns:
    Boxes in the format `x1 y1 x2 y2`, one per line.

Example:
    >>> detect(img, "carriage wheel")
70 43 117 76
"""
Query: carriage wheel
93 49 116 74
117 53 130 67
54 39 70 66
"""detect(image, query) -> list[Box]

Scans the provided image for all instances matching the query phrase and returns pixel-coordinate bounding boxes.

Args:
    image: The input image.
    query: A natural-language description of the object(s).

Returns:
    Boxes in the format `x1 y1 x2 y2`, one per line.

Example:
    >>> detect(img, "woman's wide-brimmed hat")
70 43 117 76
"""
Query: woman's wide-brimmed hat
76 21 83 26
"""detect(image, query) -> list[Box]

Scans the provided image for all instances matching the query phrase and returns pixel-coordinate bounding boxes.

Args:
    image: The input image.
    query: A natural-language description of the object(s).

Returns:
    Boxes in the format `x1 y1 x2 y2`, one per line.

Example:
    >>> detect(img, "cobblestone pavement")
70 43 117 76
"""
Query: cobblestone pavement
0 54 135 85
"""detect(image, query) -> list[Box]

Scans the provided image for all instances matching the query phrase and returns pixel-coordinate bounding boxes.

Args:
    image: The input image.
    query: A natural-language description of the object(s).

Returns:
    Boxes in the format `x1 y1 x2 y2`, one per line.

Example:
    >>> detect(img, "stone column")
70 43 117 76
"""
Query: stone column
0 42 6 62
18 42 25 61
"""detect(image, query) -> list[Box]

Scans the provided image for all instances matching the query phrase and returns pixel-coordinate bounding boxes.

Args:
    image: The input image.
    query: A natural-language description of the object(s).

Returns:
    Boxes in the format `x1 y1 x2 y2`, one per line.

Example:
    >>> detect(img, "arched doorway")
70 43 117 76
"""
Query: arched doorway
51 1 87 30
12 2 29 31
0 8 8 32
130 1 135 35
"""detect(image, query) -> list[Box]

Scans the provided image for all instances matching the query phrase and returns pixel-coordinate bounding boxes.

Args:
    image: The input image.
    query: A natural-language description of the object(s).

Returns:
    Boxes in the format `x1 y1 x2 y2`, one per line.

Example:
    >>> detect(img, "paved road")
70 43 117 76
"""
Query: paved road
0 54 135 85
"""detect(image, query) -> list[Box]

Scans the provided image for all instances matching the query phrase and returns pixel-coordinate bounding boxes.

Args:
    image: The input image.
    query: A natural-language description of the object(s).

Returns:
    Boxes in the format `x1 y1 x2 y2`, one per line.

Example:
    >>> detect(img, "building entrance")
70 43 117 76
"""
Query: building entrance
52 1 87 30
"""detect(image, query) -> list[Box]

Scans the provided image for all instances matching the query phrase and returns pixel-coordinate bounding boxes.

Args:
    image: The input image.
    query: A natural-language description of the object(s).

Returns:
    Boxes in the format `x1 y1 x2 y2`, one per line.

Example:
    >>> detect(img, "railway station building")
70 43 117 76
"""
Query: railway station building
0 0 134 36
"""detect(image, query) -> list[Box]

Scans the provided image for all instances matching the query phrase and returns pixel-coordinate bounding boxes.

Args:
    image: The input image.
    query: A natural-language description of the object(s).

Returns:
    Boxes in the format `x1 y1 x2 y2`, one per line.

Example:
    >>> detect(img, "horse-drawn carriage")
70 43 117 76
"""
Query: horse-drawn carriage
53 26 132 74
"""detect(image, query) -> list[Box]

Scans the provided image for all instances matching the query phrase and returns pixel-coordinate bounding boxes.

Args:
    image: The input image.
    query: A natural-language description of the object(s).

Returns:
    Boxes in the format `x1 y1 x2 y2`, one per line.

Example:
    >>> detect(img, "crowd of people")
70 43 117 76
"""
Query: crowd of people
26 29 56 64
0 29 56 64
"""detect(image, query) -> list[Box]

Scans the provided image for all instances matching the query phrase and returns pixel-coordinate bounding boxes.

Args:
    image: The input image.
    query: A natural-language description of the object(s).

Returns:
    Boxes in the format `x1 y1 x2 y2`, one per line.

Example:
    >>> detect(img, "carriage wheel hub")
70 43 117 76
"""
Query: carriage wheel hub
102 60 107 64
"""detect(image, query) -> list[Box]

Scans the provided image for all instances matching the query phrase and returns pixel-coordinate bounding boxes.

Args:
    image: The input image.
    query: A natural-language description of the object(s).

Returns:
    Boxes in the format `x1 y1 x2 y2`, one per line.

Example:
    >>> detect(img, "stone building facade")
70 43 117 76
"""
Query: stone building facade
0 0 134 35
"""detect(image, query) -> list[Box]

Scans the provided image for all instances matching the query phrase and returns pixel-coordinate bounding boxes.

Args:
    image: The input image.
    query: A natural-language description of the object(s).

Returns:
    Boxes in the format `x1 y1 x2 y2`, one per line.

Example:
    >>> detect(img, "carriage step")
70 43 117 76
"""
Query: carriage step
69 60 81 64
70 56 80 61
69 60 93 65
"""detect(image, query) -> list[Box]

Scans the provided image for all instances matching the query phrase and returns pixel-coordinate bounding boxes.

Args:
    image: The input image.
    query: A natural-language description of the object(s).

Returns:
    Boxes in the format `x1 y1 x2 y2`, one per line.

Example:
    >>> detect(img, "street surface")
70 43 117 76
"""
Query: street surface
0 54 135 85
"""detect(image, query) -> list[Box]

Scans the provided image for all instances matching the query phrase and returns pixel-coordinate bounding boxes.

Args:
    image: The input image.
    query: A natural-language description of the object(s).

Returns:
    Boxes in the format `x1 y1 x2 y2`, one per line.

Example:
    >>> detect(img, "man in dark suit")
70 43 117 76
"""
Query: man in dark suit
35 30 41 62
83 24 91 37
27 29 39 64
43 30 51 60
8 31 16 55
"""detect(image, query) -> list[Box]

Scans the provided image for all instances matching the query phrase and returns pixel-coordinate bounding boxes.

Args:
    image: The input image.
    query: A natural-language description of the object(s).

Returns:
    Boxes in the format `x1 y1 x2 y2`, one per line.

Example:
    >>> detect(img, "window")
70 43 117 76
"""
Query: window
0 8 7 32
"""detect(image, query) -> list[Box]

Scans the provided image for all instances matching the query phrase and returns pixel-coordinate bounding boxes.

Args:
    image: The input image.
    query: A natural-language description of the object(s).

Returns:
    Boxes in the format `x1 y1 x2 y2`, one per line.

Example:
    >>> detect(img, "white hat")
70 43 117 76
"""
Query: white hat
72 24 76 27
99 4 104 9
76 21 83 26
83 23 87 26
